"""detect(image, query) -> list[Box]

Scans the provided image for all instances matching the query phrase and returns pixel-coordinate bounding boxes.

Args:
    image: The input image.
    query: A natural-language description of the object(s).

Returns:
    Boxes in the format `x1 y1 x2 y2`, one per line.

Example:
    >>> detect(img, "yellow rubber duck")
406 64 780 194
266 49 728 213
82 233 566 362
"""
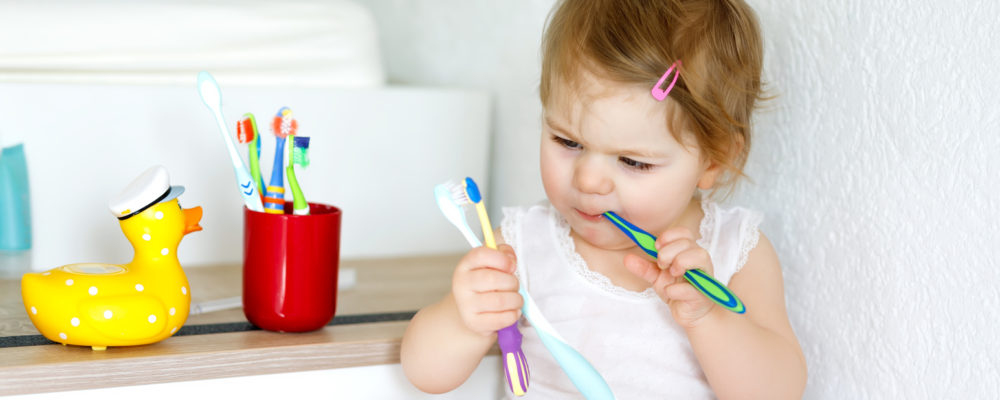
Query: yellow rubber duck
21 165 202 350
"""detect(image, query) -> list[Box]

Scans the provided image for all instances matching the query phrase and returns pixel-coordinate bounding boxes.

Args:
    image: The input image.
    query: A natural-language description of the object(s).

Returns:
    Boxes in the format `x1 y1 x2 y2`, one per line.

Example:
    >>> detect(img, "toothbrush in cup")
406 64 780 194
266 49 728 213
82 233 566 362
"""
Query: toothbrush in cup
435 182 614 400
236 113 266 201
195 71 263 212
603 211 746 314
285 135 311 215
447 177 530 397
263 107 297 214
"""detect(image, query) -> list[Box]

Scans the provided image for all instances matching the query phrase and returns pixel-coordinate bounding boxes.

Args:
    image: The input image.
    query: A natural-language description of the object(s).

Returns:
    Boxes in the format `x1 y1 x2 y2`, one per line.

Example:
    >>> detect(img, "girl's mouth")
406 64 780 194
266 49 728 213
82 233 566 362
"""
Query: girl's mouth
575 209 603 222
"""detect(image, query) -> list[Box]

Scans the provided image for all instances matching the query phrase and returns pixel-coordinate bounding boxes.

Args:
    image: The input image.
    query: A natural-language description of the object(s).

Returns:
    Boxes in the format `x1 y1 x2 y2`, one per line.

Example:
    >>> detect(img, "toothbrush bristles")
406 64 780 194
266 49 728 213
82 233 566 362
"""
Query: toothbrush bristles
444 179 473 206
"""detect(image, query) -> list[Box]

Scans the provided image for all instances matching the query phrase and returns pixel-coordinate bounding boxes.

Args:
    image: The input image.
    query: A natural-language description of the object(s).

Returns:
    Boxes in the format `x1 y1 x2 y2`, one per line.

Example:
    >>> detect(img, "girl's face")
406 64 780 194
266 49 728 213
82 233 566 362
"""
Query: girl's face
540 76 720 251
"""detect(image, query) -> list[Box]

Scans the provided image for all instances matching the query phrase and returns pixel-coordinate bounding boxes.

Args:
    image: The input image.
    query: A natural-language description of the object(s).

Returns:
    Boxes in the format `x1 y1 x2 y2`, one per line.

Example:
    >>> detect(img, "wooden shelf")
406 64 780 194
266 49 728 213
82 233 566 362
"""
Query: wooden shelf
0 253 460 395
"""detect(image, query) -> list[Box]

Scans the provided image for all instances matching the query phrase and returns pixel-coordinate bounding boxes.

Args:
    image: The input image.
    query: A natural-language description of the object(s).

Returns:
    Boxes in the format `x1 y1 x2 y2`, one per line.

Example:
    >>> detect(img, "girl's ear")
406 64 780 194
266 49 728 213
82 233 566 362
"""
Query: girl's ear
698 136 744 190
697 161 723 190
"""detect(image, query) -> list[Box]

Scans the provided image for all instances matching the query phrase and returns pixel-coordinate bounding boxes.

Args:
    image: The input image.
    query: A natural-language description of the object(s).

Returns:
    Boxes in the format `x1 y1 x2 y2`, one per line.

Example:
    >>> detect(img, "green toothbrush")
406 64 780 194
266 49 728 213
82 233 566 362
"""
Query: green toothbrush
286 135 311 215
603 211 746 314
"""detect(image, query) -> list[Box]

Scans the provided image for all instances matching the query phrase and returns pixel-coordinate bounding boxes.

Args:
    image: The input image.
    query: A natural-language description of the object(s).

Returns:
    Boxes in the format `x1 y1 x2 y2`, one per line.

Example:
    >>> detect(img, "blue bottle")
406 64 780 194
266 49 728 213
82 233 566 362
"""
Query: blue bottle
0 143 32 279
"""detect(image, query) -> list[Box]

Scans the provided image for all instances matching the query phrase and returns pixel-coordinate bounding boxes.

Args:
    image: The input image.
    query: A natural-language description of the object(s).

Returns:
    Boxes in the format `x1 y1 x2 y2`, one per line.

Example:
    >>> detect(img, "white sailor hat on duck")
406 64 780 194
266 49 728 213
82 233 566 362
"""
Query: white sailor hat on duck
108 165 185 220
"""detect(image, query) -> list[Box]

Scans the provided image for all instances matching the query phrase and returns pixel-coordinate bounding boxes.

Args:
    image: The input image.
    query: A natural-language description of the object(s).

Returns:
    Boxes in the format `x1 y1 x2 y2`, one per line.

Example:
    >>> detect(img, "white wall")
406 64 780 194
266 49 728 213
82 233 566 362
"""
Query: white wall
735 1 1000 398
362 0 554 214
362 0 1000 398
0 1 493 268
0 84 489 268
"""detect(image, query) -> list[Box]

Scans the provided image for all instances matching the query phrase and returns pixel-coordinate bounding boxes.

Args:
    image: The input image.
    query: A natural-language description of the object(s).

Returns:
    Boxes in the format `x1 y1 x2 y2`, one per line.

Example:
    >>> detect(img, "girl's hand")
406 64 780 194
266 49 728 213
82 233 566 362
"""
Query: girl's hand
623 227 716 329
452 244 523 337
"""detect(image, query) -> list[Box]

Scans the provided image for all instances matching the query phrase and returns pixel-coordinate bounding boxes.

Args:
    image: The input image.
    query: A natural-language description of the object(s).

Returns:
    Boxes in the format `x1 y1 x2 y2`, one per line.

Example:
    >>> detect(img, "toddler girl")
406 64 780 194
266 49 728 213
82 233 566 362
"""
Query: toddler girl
402 0 806 398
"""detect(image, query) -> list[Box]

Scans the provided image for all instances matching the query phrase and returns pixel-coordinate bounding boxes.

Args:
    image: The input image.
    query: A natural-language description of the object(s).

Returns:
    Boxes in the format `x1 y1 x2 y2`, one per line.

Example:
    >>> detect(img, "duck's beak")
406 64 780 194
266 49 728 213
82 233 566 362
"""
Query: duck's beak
183 206 203 234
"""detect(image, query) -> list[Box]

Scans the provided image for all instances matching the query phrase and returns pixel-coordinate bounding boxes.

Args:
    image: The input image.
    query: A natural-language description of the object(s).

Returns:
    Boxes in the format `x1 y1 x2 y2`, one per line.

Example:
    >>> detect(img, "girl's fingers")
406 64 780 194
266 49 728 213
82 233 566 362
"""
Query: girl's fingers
625 253 680 302
670 247 713 277
656 239 694 270
665 281 701 302
497 244 518 265
458 246 517 274
623 253 660 284
464 268 520 293
655 227 695 249
473 310 521 333
474 291 524 314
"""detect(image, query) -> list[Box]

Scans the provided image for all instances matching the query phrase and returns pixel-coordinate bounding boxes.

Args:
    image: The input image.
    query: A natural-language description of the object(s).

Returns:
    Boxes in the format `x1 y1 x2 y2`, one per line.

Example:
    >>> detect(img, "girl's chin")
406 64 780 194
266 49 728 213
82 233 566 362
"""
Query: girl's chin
570 223 633 251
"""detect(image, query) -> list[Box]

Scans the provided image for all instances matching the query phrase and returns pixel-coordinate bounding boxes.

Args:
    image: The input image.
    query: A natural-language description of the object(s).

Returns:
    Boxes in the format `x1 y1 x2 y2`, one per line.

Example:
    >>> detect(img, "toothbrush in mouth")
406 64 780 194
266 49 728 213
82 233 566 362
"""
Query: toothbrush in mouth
196 71 263 212
603 211 747 314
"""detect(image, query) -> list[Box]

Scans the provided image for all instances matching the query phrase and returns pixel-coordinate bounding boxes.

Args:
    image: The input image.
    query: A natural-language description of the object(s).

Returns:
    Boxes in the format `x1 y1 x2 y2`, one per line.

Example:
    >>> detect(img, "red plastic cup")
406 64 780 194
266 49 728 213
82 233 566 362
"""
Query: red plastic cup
242 202 342 332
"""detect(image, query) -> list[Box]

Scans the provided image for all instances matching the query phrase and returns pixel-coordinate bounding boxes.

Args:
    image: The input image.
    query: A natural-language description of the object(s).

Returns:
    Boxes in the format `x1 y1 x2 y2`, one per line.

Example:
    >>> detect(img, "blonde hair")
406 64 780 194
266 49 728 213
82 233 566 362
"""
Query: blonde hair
540 0 766 190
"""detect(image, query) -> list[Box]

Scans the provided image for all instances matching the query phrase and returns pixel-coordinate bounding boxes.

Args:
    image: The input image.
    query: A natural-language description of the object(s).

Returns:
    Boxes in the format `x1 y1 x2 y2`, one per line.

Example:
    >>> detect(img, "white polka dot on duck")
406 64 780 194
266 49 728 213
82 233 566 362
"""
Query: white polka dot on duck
88 287 98 296
104 310 113 319
30 306 37 314
143 233 151 241
59 333 67 340
148 315 157 323
181 286 187 295
169 308 175 316
161 248 169 256
71 317 80 327
135 284 144 292
65 279 74 286
171 327 178 334
155 211 164 220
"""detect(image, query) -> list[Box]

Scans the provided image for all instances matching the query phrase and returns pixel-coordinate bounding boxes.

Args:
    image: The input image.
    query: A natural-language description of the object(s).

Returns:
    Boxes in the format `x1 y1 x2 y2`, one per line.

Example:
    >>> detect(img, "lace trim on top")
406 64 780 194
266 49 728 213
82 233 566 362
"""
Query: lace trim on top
501 206 528 289
736 209 763 273
550 204 717 300
696 200 714 251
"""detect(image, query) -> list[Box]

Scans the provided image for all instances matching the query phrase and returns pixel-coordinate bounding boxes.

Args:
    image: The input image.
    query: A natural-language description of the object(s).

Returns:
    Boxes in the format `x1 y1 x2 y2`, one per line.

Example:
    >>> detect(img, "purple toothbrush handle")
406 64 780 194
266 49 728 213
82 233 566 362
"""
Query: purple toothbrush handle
498 323 529 396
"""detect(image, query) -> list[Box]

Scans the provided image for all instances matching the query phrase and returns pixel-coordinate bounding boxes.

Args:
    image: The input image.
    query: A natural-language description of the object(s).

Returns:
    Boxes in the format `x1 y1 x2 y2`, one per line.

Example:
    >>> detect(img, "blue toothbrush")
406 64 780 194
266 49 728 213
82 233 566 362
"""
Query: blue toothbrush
603 211 746 314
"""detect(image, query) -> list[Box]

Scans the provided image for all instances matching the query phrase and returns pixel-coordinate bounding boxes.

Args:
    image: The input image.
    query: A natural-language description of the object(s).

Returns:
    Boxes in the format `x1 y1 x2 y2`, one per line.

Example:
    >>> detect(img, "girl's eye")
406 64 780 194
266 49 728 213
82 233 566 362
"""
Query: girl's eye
620 156 654 171
552 135 582 150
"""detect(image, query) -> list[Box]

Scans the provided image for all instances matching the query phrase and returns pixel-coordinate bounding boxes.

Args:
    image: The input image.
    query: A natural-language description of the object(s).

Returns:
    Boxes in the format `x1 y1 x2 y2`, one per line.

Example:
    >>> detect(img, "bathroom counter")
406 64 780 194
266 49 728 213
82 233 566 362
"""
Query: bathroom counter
0 253 461 395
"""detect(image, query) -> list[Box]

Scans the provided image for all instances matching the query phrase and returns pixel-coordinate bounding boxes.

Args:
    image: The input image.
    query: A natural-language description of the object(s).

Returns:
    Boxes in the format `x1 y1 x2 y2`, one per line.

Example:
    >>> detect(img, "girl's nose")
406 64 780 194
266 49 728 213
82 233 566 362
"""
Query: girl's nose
573 156 614 195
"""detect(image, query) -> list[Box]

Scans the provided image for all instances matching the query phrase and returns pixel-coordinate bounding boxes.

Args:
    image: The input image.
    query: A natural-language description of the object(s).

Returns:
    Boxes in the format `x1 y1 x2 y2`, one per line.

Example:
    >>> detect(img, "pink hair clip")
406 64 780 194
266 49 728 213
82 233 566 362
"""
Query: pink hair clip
651 60 681 101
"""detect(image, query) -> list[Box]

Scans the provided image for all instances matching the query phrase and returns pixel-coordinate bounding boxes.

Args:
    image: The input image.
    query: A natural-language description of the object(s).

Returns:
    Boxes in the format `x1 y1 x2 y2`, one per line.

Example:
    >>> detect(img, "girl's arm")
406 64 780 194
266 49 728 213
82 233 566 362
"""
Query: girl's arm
400 293 496 393
686 233 807 400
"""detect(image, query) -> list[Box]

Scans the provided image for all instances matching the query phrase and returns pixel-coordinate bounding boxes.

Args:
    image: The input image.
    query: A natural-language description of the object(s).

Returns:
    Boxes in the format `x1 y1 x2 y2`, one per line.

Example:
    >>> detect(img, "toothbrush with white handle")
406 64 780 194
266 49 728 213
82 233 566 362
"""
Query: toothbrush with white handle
434 185 482 247
437 180 615 399
196 71 264 212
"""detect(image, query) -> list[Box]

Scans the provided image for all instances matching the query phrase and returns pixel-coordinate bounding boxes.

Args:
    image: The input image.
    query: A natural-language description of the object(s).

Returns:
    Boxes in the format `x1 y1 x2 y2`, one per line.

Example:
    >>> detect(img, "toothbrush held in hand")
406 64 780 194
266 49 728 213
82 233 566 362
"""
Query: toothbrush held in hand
603 211 746 314
263 107 297 214
435 182 614 400
236 113 265 201
448 177 529 397
286 135 311 215
434 184 482 247
195 71 263 212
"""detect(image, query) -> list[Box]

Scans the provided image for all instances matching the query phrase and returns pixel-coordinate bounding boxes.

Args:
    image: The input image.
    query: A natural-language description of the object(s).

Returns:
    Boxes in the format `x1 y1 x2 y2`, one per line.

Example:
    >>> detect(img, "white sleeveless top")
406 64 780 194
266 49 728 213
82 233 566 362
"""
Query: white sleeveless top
500 200 762 400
